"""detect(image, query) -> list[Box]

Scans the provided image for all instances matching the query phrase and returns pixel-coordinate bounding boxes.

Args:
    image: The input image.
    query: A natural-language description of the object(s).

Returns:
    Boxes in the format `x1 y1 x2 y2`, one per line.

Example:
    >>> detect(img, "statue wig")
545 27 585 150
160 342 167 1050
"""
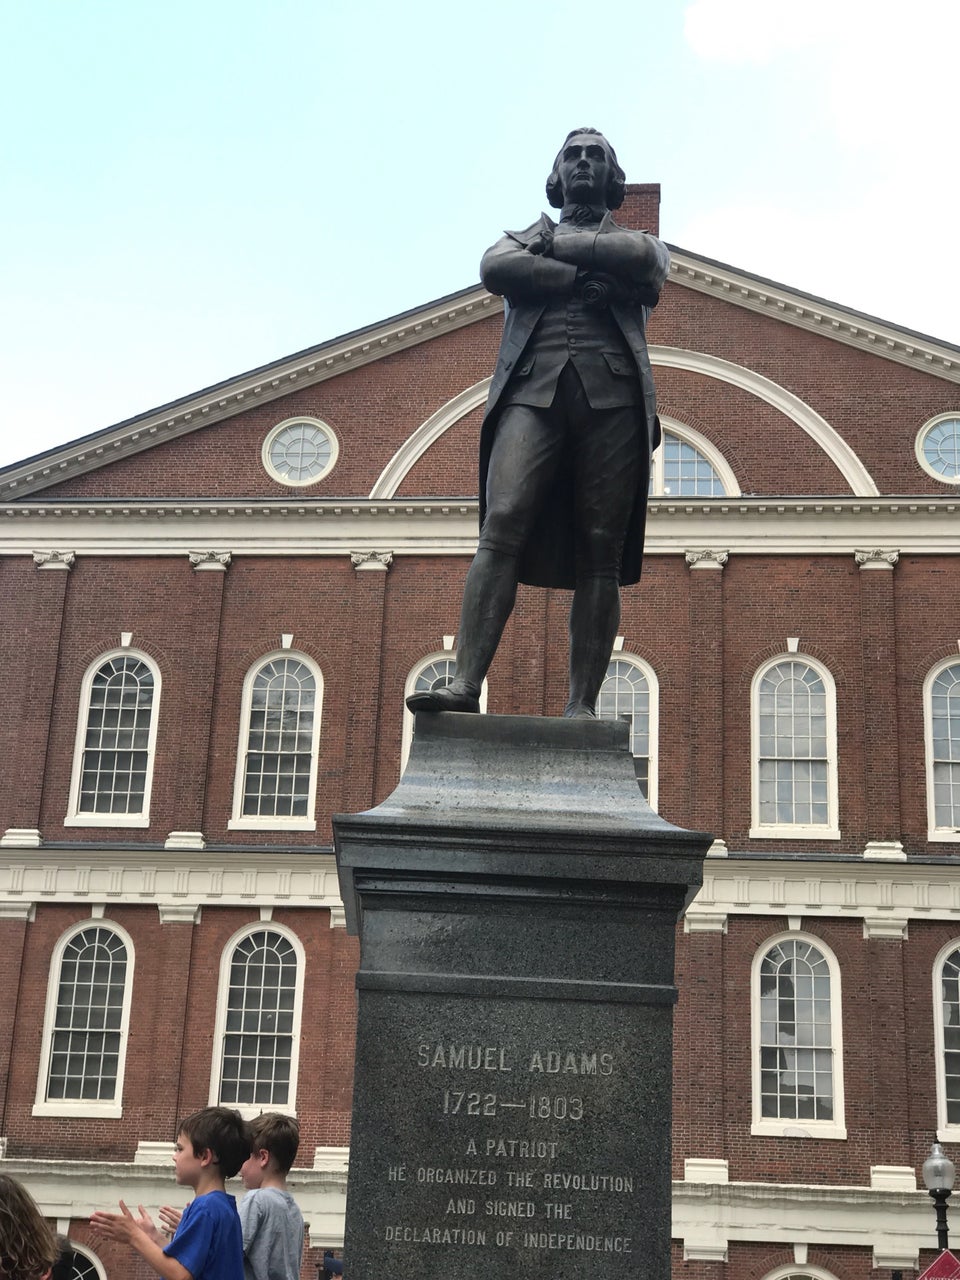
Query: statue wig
545 128 626 210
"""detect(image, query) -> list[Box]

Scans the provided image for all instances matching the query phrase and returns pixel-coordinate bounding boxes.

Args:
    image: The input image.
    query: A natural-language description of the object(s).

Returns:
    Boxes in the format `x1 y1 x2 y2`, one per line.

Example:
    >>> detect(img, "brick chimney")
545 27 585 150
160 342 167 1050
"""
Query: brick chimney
616 183 661 235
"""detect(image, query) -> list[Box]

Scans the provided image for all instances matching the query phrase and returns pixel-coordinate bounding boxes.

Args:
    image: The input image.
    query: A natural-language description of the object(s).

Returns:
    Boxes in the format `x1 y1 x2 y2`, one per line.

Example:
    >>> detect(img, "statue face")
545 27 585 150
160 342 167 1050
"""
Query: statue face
556 133 613 206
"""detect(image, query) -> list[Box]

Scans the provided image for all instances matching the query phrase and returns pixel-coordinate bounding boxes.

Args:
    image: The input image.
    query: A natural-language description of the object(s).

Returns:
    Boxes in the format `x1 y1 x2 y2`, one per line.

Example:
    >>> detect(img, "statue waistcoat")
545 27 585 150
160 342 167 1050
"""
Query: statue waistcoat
498 292 641 411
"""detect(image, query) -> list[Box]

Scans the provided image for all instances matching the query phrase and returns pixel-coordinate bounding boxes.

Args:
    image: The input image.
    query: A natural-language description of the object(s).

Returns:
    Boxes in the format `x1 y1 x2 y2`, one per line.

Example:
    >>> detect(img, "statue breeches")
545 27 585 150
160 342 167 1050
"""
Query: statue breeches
478 363 646 581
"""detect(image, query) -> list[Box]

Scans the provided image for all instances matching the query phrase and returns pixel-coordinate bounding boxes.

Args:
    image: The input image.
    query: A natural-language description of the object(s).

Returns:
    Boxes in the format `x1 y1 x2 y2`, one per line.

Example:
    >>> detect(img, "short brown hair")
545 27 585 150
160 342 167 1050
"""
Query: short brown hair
249 1112 300 1173
178 1106 251 1178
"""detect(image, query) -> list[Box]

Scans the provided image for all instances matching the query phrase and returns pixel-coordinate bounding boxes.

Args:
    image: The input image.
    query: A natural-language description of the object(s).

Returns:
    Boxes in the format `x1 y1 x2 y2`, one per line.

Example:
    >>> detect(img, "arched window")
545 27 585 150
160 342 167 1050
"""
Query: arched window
597 656 659 807
34 923 134 1118
59 1246 105 1280
210 925 304 1117
934 941 960 1140
752 934 845 1139
649 422 739 497
750 656 839 839
65 652 161 827
230 654 322 830
925 659 960 840
400 654 488 771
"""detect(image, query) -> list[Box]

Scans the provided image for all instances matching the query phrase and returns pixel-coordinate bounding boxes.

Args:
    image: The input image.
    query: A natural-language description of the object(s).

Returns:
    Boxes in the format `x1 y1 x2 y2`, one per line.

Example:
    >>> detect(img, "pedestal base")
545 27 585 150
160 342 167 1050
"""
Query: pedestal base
334 713 710 1280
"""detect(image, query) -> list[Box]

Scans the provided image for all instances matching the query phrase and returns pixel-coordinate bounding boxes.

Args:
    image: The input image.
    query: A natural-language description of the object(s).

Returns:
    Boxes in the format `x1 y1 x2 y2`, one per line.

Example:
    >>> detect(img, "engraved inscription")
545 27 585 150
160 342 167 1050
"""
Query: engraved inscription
377 1033 640 1261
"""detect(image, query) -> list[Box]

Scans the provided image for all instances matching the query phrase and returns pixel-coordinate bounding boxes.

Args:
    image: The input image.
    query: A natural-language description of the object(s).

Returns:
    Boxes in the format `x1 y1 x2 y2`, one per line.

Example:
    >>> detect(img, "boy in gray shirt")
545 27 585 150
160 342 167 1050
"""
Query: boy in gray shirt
238 1113 305 1280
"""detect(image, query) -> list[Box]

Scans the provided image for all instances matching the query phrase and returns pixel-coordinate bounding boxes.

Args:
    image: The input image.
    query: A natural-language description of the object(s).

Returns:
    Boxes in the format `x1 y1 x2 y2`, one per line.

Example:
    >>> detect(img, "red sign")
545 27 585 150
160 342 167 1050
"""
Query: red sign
918 1250 960 1279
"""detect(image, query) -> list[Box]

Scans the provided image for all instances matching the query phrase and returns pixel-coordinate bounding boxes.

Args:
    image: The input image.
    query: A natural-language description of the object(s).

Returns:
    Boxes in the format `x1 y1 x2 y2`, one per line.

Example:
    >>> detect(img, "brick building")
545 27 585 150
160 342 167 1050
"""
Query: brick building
2 184 960 1279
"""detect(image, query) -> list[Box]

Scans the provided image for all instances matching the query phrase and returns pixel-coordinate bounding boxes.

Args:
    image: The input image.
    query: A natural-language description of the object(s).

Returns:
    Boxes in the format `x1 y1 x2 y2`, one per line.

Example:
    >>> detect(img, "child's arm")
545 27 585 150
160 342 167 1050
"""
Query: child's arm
91 1204 193 1280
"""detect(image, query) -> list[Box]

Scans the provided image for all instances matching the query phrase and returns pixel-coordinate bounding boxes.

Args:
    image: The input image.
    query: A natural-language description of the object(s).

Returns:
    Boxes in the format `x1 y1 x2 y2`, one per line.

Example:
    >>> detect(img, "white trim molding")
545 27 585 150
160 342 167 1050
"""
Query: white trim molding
3 497 960 560
0 848 343 913
685 857 960 934
1 1154 349 1250
673 1175 928 1271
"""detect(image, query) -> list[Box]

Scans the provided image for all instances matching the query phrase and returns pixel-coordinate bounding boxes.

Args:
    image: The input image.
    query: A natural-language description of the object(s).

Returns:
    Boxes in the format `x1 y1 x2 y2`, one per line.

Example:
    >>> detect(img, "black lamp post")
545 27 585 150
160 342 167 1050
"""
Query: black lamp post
923 1140 956 1251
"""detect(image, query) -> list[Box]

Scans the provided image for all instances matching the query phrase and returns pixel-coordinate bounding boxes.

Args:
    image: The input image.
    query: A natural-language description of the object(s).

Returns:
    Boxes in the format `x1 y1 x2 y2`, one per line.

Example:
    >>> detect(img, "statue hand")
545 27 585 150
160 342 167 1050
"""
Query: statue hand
525 227 555 256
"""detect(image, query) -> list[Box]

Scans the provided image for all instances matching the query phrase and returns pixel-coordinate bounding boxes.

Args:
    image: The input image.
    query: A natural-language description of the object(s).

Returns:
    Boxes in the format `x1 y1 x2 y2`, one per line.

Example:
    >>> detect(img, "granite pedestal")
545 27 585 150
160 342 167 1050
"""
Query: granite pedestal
333 713 709 1280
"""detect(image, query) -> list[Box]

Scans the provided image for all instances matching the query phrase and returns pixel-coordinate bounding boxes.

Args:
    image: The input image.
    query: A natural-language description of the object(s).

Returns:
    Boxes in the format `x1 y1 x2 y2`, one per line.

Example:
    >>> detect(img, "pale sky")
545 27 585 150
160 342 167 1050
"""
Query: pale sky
1 0 957 470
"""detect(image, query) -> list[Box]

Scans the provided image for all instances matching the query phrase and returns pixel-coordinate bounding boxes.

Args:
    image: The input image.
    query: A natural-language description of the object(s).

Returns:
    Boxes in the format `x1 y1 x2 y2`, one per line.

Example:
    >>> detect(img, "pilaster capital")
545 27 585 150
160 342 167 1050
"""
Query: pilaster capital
32 550 75 570
684 549 729 571
855 548 899 570
351 550 393 572
188 550 232 571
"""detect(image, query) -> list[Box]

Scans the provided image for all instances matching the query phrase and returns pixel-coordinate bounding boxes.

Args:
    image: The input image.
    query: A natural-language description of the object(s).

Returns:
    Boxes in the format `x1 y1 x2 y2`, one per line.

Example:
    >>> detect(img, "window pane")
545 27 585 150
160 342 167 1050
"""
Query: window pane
932 667 960 828
756 661 832 826
46 927 127 1102
758 940 834 1121
657 433 725 496
218 930 297 1107
598 659 652 799
78 658 155 814
241 660 317 818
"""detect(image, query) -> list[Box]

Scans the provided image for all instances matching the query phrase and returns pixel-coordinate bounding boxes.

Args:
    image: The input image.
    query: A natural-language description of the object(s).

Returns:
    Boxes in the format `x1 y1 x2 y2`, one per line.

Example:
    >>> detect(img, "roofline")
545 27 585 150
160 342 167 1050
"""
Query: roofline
666 243 960 355
4 281 487 476
4 248 960 499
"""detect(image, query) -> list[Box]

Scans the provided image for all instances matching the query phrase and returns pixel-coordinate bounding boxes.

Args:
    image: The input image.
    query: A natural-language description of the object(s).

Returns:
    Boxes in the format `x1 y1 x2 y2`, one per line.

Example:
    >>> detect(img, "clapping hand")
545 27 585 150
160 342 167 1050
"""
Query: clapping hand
90 1199 164 1246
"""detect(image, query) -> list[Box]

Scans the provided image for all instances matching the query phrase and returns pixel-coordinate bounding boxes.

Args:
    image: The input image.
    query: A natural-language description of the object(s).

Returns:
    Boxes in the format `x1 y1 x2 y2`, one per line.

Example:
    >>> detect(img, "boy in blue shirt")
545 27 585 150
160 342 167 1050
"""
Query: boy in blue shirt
92 1106 250 1280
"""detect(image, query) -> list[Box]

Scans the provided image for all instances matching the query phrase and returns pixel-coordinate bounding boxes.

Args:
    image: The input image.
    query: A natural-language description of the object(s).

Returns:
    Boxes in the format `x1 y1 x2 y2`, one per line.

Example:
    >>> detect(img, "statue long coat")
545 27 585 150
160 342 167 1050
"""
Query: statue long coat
478 212 668 590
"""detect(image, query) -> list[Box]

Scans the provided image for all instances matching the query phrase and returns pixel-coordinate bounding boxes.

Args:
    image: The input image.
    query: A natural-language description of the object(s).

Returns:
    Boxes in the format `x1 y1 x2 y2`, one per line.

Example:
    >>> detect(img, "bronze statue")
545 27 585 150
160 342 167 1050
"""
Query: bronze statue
407 128 670 718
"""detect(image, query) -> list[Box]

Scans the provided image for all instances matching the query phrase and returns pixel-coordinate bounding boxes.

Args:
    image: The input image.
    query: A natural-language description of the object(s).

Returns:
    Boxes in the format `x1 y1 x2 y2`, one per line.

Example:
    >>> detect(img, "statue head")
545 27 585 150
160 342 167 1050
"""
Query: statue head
546 128 626 210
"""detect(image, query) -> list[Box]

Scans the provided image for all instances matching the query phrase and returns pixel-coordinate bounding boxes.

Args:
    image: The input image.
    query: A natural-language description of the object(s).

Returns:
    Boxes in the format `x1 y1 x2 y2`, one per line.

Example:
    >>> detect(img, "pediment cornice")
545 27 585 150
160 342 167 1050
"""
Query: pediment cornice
667 247 960 381
3 495 959 557
4 250 959 501
0 288 502 500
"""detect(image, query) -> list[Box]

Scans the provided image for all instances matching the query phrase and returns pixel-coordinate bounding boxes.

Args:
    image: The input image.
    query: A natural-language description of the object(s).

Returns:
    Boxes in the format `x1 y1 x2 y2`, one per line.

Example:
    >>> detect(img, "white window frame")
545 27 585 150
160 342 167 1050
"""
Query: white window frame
933 938 960 1142
401 653 488 772
64 650 161 828
598 654 659 810
33 920 135 1119
229 651 323 831
651 417 740 497
925 657 960 842
915 412 960 486
751 930 846 1140
262 416 339 487
209 922 305 1119
758 1267 841 1280
750 654 840 840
